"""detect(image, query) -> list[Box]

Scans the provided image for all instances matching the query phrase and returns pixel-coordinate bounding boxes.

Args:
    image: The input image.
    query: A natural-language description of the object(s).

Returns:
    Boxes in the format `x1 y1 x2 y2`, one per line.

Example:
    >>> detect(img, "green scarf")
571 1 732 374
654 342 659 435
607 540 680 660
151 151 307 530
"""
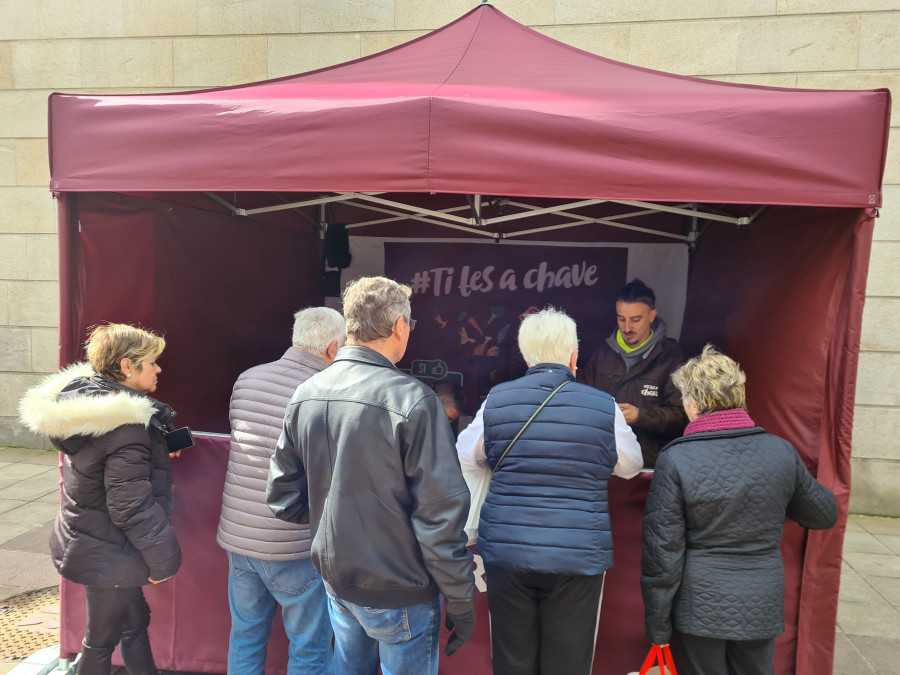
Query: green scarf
616 328 654 353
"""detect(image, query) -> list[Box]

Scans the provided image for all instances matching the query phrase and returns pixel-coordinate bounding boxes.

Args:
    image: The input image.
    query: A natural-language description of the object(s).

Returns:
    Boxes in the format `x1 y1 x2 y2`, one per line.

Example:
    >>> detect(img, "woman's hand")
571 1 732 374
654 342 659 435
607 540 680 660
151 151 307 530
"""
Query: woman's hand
168 450 181 458
148 576 170 584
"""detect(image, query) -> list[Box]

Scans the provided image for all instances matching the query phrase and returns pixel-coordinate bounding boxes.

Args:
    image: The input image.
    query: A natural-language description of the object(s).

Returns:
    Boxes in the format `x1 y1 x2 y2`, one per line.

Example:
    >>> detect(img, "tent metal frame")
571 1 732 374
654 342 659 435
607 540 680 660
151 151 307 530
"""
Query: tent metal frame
204 191 767 245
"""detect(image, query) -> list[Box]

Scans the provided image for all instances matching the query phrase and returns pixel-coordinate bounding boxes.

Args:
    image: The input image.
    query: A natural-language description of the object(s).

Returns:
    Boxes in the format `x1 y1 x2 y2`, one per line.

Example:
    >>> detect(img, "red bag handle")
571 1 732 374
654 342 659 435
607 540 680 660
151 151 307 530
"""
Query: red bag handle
639 645 678 675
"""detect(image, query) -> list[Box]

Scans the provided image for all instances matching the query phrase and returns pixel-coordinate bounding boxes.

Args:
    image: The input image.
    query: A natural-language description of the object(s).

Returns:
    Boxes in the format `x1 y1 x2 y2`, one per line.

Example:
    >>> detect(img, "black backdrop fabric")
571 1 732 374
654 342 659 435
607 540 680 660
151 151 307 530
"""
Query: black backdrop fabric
385 241 627 412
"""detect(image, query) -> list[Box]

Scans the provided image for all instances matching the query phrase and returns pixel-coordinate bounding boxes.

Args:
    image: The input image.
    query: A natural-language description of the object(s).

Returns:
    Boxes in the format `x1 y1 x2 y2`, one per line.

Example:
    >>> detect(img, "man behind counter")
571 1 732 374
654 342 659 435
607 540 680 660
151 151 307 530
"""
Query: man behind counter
578 278 688 468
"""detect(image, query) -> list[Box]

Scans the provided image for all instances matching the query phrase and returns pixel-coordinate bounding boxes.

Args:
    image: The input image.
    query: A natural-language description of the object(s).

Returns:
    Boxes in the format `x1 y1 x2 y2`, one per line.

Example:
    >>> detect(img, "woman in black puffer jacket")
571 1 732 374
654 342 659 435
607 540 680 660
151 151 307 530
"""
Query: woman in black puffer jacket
20 324 182 675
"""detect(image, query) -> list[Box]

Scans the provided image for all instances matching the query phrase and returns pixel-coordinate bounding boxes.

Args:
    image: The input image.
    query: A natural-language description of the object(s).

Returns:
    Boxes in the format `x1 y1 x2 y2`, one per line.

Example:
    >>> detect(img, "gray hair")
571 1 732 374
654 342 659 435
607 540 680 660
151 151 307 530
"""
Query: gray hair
292 307 346 353
342 276 412 343
518 307 578 367
671 344 747 415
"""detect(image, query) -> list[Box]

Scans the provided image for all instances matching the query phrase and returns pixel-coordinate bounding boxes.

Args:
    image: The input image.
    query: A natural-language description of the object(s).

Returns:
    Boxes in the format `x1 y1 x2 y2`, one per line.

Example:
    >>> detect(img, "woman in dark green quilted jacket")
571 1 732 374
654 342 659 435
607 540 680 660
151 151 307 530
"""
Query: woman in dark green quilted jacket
640 345 837 675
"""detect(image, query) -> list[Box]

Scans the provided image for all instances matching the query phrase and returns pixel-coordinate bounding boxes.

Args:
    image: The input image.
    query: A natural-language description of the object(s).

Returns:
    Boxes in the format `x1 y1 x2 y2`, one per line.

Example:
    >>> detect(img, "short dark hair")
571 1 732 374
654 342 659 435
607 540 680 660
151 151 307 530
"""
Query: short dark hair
617 278 656 309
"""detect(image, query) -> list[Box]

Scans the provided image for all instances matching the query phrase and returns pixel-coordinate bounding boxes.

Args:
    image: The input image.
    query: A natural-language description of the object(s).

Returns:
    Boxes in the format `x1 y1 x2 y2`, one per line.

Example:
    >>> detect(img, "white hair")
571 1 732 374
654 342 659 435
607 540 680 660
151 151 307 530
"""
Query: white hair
518 307 578 367
292 307 346 353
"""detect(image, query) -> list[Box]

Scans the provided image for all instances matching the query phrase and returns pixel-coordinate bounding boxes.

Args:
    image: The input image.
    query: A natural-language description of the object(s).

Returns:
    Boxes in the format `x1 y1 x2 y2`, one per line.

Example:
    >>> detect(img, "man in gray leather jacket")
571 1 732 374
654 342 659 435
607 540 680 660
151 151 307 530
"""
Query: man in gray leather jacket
268 276 476 675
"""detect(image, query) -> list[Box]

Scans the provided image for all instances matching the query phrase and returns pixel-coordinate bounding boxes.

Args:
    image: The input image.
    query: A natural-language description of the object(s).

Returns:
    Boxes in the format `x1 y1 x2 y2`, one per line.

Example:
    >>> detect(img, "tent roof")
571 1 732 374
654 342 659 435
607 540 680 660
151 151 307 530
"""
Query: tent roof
48 5 890 207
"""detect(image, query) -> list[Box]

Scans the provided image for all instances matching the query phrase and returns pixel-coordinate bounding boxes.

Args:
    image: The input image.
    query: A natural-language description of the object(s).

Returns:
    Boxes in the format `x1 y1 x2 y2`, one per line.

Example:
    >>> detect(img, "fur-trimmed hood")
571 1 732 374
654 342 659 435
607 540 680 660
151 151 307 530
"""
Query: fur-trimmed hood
19 362 167 439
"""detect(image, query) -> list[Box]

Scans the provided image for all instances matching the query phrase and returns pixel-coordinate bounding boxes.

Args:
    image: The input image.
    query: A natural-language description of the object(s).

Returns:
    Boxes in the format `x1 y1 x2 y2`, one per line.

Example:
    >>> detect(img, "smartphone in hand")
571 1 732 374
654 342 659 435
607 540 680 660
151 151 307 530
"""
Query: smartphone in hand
164 427 194 453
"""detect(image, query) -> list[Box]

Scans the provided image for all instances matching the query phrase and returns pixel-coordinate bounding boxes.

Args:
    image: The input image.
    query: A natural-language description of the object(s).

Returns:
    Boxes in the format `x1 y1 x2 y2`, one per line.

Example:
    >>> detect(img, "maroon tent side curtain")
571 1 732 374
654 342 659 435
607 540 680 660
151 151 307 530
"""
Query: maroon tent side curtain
682 206 871 673
796 213 874 673
57 192 322 431
47 6 891 208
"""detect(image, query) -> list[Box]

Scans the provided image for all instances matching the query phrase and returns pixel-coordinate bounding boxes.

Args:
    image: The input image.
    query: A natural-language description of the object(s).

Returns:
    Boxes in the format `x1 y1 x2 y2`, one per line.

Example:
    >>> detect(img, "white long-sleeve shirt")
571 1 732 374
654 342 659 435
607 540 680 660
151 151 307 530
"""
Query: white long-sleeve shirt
456 396 644 478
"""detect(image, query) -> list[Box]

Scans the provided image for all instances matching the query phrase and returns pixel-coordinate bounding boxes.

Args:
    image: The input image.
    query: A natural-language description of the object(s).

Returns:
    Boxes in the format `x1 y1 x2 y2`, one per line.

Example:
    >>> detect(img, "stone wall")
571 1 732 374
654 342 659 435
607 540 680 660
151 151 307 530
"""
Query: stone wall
0 0 897 513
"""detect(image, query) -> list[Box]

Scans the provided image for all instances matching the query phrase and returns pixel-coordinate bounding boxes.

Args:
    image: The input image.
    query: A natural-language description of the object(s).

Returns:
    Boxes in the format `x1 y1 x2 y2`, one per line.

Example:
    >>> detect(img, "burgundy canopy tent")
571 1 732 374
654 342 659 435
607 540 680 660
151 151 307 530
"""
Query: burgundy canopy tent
47 5 889 674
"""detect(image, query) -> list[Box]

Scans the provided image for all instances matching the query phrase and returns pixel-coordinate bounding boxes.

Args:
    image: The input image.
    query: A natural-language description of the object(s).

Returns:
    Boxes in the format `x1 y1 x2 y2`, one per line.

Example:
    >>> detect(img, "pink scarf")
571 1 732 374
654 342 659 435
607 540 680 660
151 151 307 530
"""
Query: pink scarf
684 408 756 436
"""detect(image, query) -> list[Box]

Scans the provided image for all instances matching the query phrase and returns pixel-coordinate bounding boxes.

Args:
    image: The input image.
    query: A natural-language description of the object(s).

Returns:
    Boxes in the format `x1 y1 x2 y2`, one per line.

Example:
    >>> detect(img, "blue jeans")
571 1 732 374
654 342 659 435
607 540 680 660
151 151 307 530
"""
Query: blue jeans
227 552 333 675
327 593 441 675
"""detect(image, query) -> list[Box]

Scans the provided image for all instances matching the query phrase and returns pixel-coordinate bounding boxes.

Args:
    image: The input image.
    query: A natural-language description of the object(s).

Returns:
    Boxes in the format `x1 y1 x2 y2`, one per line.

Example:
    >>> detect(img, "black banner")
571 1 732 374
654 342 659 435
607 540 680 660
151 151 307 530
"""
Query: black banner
385 242 627 413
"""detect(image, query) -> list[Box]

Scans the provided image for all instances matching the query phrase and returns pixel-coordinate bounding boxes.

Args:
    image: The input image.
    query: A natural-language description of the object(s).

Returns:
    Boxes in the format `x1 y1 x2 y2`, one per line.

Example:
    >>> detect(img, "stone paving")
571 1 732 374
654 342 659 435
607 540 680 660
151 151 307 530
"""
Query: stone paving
0 444 898 673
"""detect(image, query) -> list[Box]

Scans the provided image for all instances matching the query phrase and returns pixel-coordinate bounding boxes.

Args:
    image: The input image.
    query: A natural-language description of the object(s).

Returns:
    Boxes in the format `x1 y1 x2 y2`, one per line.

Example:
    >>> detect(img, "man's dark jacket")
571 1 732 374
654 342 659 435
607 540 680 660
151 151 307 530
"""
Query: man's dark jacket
268 346 476 613
480 364 620 576
641 426 838 644
579 337 686 467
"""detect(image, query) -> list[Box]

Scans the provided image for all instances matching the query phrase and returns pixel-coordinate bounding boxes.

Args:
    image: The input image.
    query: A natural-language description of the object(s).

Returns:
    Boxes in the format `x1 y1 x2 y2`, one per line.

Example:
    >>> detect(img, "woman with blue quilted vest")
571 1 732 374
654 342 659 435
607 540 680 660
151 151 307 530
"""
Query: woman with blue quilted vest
456 307 643 674
641 345 838 675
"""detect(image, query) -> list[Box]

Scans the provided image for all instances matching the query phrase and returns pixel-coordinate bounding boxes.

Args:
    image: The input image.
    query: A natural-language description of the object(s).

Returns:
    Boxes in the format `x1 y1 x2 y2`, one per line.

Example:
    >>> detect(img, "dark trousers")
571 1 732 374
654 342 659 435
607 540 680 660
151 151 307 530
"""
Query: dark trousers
78 586 158 675
670 631 776 675
484 563 605 675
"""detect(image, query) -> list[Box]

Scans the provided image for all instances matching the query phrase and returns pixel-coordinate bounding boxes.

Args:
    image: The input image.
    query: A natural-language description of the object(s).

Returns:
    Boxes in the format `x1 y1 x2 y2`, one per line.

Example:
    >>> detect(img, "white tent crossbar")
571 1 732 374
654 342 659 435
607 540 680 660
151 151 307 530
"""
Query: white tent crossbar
204 191 762 240
610 200 749 225
483 198 608 225
351 193 475 225
204 192 380 217
343 200 496 237
502 201 690 241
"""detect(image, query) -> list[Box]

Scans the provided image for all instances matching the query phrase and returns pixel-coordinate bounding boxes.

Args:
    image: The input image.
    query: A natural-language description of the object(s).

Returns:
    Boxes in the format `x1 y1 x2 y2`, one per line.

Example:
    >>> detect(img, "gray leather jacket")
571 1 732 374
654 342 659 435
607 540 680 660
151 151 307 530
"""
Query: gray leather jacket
267 345 475 613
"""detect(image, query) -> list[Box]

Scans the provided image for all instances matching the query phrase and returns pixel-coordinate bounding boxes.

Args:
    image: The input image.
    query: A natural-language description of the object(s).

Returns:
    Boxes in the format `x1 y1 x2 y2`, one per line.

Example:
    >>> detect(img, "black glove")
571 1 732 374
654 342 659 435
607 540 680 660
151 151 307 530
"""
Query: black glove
444 608 476 657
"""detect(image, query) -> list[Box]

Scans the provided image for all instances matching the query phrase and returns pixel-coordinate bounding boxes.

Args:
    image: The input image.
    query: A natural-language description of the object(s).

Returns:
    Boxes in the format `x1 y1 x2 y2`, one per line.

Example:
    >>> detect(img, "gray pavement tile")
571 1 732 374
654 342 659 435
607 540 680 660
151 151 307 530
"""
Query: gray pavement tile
0 472 60 501
1 521 53 555
0 522 34 546
0 550 51 578
0 498 28 516
0 501 58 527
843 550 900 579
0 584 20 602
875 534 900 556
7 555 58 590
847 635 900 675
856 515 900 537
9 500 58 523
0 464 50 489
844 531 893 554
833 629 877 674
0 448 58 465
846 515 867 533
837 600 900 640
868 576 900 608
34 490 60 504
0 463 51 481
840 567 888 605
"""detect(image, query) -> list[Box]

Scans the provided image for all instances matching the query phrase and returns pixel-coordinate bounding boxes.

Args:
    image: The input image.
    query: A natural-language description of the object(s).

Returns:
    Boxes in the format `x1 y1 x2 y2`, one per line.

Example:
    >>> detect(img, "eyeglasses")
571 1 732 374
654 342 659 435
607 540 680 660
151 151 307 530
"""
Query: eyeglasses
408 318 417 331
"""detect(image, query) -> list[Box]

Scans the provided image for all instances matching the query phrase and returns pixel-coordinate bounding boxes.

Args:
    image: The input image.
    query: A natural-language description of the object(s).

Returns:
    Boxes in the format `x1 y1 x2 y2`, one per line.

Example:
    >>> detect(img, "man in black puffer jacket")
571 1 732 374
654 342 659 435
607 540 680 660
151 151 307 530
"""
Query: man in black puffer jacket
579 279 687 468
